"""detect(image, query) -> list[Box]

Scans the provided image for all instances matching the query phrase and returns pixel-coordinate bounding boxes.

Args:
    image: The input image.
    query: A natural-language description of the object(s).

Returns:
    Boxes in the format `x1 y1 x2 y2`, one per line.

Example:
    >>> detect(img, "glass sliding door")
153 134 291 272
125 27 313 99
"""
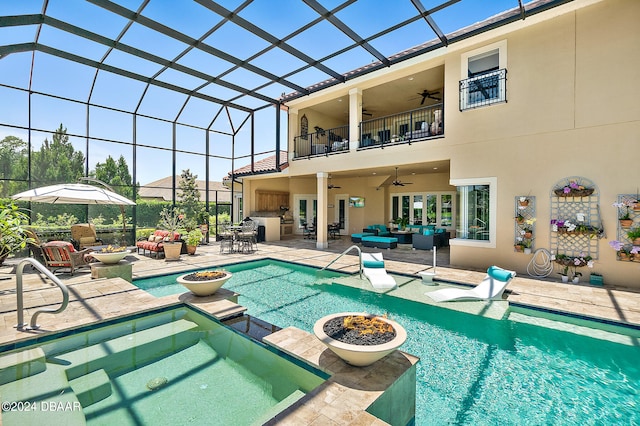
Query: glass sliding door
390 192 455 229
413 195 423 225
294 195 317 233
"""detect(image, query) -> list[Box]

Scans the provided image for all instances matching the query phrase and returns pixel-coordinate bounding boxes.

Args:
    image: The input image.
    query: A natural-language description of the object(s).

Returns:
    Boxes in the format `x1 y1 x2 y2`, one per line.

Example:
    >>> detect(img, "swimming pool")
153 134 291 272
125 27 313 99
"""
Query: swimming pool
0 305 326 425
135 260 640 425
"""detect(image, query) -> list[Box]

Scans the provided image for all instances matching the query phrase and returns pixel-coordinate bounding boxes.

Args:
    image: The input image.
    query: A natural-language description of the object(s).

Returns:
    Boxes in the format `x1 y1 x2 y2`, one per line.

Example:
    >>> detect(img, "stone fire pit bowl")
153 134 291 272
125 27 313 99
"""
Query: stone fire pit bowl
313 312 407 367
176 271 232 297
90 250 129 264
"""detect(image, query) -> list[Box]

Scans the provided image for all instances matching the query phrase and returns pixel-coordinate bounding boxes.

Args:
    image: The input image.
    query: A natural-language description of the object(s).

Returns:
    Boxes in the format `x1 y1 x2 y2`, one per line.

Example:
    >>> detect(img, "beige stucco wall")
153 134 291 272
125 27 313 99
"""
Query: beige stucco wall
244 0 640 289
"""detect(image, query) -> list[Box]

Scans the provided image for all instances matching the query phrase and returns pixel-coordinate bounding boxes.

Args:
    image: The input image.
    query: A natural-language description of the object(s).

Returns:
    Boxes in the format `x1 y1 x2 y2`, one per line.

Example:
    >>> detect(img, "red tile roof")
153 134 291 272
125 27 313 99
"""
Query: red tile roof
229 152 288 177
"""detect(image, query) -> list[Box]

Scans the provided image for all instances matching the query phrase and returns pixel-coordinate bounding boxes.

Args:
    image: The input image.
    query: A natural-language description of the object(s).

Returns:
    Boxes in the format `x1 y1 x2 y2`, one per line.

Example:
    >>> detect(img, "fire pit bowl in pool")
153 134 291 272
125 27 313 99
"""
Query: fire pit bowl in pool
176 270 232 296
313 312 407 367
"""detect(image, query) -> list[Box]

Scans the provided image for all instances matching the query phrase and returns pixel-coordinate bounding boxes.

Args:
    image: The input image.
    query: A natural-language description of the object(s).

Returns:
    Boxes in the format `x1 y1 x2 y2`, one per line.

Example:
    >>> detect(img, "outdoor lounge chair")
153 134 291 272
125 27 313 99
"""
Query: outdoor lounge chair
425 266 516 302
41 241 94 275
70 223 103 249
361 252 397 289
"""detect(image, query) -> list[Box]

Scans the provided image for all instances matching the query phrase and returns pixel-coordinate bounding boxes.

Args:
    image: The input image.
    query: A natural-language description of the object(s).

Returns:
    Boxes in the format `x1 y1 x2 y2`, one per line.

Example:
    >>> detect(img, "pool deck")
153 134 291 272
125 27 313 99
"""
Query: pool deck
1 238 640 425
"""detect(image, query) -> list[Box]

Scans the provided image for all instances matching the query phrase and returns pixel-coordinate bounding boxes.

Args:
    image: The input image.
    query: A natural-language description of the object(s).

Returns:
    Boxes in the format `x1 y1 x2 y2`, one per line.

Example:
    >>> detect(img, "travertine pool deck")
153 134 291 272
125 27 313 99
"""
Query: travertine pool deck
1 238 640 424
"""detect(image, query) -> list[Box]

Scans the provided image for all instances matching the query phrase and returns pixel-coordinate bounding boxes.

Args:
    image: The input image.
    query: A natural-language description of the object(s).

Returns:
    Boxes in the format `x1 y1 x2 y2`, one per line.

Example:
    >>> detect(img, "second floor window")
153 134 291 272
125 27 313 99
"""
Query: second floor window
460 44 507 110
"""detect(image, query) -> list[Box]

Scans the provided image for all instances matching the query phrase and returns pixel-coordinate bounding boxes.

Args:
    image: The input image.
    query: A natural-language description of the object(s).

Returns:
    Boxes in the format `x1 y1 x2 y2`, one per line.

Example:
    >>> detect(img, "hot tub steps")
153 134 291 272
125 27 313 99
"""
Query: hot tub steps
69 369 112 407
0 347 46 385
62 318 200 380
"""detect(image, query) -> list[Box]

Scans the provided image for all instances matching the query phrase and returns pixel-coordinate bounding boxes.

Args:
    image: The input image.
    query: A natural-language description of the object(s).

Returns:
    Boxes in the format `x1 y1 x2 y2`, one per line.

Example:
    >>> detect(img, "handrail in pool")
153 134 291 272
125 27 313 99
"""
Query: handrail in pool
15 257 69 330
319 244 363 278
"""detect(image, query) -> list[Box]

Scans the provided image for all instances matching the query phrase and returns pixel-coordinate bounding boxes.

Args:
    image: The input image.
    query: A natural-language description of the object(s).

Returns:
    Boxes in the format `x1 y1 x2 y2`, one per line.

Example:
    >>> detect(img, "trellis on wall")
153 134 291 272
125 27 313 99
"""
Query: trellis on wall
514 196 535 252
615 194 640 261
549 176 603 260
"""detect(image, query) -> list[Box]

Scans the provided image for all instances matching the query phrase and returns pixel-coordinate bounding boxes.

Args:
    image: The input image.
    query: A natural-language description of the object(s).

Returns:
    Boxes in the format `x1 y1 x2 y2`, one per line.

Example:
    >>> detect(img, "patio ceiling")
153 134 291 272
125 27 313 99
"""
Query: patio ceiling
0 0 573 119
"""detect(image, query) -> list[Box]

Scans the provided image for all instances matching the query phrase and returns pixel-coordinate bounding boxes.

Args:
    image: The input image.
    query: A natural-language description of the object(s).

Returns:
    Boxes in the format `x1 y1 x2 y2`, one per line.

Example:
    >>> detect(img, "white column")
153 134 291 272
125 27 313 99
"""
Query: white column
348 88 362 151
316 172 329 249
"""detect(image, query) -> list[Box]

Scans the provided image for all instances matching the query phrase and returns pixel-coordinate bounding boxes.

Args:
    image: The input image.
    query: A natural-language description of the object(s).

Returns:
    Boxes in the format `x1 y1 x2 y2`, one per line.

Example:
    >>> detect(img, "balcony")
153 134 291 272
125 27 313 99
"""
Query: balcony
293 125 349 158
292 104 443 159
459 68 507 111
359 104 443 149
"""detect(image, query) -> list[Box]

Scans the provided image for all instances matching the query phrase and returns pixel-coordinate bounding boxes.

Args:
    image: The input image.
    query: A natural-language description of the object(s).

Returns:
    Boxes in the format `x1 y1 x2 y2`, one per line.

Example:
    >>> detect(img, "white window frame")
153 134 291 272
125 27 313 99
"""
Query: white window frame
389 192 455 230
460 40 507 110
449 177 497 248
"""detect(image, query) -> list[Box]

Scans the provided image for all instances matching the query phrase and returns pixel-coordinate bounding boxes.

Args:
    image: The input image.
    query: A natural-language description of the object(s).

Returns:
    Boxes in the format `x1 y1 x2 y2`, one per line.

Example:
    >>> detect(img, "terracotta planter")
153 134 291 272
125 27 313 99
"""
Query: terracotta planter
313 312 407 367
619 219 633 228
187 245 197 255
163 242 182 260
518 200 529 207
514 245 524 252
633 238 640 246
177 271 232 296
524 232 533 239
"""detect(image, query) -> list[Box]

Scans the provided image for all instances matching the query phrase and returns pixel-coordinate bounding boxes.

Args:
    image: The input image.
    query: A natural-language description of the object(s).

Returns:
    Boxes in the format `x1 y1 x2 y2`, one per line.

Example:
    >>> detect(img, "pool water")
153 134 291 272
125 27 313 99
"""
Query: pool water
0 306 325 426
135 261 640 425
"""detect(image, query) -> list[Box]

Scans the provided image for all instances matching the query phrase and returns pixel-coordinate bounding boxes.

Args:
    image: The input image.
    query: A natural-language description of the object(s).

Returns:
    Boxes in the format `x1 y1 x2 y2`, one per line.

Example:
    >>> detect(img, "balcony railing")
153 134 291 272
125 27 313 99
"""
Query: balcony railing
359 104 443 149
294 125 349 158
459 68 507 111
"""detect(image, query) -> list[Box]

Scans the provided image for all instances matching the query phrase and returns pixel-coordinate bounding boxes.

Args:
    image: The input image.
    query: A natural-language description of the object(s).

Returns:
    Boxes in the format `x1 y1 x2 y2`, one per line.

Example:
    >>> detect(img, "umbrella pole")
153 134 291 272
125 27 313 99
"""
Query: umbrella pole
79 177 129 245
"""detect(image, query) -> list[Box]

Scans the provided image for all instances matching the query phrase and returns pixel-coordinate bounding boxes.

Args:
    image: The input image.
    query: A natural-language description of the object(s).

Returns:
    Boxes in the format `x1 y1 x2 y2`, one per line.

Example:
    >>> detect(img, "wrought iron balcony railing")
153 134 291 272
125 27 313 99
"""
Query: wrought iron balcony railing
459 68 507 111
359 104 443 149
294 125 349 158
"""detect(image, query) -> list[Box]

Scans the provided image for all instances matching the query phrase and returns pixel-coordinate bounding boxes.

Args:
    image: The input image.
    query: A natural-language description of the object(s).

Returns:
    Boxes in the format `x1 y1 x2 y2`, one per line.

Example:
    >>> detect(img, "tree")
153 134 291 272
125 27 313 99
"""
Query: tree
178 169 205 230
0 136 27 197
93 155 135 199
31 124 85 184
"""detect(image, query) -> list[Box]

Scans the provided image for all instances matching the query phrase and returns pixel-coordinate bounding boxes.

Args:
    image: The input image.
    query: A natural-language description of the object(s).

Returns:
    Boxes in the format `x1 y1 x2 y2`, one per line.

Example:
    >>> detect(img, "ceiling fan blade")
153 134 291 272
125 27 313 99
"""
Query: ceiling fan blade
420 96 426 105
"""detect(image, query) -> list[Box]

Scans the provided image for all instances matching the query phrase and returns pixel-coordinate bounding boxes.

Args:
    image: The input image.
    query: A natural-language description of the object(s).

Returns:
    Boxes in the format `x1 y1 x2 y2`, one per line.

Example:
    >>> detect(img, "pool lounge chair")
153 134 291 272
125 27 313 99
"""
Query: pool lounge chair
426 266 516 302
361 253 397 289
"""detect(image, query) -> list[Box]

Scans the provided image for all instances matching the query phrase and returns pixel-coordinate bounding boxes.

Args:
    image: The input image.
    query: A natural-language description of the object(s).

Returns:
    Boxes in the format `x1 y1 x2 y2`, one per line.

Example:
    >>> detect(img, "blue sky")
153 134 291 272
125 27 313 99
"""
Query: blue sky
0 0 524 184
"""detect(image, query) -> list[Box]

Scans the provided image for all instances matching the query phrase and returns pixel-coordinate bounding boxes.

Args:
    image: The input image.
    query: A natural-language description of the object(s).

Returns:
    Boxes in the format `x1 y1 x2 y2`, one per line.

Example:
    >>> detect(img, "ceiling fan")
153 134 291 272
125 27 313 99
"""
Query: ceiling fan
392 167 412 186
416 89 441 104
328 176 341 189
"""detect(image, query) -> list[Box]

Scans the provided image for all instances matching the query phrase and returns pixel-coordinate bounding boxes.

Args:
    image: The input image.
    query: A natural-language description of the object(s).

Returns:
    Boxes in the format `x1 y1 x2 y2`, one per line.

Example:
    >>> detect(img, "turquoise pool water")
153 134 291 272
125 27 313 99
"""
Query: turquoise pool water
135 260 640 425
0 306 325 425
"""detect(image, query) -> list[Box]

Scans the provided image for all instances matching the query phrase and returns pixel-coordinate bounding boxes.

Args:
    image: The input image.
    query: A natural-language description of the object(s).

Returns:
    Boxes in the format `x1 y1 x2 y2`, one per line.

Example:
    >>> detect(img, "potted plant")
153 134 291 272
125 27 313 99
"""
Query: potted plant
158 207 184 261
626 227 640 246
394 216 409 231
185 229 203 255
313 312 407 367
554 181 594 197
522 238 534 254
0 202 33 265
613 199 635 228
518 195 530 207
515 213 525 224
514 239 525 252
177 269 232 296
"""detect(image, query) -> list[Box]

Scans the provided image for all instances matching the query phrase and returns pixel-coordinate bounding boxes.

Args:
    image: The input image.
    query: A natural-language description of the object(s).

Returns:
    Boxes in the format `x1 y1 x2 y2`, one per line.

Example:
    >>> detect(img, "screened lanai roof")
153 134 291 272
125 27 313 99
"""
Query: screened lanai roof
1 0 572 117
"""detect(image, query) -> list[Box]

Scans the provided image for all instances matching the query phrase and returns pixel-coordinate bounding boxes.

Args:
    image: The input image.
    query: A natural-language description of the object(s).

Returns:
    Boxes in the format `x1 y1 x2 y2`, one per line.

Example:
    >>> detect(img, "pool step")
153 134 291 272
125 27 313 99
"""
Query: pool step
63 318 200 380
69 368 112 408
0 364 85 426
250 389 306 426
0 347 46 385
